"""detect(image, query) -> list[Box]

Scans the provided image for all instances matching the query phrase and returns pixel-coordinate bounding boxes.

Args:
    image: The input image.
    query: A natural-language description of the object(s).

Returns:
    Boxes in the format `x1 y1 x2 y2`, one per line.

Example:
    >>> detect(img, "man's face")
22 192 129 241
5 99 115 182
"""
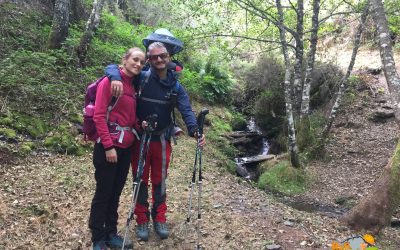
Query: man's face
148 47 170 71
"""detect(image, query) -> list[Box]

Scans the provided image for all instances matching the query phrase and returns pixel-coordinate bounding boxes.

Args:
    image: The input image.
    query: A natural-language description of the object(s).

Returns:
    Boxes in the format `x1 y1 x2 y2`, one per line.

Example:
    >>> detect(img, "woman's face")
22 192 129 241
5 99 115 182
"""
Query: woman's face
123 51 145 76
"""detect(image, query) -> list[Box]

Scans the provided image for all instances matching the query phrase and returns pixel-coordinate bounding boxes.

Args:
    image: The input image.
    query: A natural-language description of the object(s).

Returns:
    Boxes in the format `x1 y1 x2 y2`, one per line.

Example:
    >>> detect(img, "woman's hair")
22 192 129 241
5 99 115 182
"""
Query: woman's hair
121 47 144 64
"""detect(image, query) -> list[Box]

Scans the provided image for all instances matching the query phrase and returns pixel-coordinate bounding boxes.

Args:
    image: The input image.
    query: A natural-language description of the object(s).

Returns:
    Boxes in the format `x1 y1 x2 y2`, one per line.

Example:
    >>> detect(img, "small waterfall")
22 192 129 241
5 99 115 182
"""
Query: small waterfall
247 117 269 155
233 117 270 180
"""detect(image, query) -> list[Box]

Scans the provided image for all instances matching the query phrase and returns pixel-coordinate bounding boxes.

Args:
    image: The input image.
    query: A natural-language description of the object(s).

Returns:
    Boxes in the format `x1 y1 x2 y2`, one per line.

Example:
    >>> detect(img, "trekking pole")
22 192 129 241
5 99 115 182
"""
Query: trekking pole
122 114 157 250
186 108 209 250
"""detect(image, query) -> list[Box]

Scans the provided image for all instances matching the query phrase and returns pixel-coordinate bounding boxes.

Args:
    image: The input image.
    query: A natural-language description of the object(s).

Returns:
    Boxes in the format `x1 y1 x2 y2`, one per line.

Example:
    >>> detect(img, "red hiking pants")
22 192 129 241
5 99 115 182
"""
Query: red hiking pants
131 140 172 224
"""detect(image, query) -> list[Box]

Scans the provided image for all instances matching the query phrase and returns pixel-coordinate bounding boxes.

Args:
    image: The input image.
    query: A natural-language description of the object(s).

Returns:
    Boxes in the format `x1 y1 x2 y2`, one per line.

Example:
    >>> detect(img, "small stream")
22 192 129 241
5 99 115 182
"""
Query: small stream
232 117 349 218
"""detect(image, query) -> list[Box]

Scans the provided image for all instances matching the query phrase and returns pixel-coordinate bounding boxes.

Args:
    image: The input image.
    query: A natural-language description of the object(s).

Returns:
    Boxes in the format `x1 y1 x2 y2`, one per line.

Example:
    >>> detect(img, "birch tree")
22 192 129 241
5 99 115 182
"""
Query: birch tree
48 0 70 49
343 0 400 232
276 0 300 168
76 0 106 66
292 0 305 114
300 0 320 117
321 2 369 141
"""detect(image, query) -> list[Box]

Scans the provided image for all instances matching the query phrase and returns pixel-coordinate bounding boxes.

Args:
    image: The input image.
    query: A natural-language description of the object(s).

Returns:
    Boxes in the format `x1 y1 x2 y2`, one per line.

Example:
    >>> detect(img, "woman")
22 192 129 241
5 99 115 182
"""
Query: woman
88 47 145 250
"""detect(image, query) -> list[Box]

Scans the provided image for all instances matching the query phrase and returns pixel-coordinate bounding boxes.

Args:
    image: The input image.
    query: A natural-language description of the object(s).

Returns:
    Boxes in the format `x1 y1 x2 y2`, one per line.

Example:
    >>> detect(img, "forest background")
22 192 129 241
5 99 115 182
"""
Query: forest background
1 0 400 249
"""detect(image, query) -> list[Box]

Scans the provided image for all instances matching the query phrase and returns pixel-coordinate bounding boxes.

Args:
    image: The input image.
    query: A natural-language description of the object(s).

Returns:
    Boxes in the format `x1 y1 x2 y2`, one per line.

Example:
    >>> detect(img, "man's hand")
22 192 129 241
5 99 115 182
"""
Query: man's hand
195 133 206 148
105 148 118 163
111 80 123 97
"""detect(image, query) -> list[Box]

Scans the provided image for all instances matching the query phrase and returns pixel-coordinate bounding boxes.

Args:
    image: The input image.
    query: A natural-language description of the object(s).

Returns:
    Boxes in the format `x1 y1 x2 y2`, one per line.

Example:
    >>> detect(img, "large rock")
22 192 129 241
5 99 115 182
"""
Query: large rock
226 131 263 156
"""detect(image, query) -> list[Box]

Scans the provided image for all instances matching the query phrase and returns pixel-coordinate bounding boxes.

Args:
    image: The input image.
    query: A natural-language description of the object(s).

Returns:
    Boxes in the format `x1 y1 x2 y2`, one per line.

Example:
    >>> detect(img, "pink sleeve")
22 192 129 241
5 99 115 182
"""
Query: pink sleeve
93 77 114 149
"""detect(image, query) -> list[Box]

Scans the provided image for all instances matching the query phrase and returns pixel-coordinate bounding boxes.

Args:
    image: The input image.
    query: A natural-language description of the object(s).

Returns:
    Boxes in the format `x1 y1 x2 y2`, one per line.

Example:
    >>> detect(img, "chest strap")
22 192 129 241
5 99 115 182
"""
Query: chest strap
139 96 170 105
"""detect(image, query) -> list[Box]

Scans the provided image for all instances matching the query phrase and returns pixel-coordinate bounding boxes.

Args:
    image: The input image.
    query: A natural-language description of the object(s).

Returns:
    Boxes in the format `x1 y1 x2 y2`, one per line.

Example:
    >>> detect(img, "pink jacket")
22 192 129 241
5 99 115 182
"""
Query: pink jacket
93 69 139 150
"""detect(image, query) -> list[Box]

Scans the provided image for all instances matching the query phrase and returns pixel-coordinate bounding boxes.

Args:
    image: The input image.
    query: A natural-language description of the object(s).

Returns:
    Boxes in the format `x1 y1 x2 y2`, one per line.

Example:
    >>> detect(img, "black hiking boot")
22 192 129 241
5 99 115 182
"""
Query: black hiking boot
106 233 133 249
154 222 169 239
136 222 149 241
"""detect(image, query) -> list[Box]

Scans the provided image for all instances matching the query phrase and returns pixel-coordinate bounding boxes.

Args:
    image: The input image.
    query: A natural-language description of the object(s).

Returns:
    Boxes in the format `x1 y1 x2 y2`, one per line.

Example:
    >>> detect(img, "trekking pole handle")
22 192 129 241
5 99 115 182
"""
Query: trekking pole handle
196 108 209 136
144 114 158 132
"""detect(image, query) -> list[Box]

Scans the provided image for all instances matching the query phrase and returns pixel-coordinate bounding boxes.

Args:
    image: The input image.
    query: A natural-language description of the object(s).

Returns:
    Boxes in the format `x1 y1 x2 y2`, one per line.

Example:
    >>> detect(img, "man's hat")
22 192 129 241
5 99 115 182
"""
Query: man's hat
143 28 184 55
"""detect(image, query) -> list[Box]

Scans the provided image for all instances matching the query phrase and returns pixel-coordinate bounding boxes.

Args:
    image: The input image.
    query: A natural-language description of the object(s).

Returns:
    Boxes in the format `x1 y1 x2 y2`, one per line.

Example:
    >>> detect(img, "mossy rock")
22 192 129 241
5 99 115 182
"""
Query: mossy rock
42 121 87 155
0 127 17 139
14 114 47 138
20 141 35 155
230 115 247 131
0 115 13 126
2 112 47 138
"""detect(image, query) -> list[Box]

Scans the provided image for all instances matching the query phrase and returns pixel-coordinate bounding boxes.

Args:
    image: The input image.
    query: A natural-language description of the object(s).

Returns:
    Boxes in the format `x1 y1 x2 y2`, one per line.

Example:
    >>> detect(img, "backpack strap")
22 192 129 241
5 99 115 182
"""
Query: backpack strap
137 69 152 97
106 96 118 122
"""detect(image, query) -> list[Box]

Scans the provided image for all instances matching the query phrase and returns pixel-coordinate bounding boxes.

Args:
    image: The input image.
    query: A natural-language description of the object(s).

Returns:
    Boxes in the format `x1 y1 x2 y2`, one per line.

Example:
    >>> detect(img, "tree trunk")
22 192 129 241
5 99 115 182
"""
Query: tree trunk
292 0 304 115
48 0 70 49
321 2 369 141
276 0 301 168
300 0 320 118
76 0 106 67
107 0 117 15
70 0 87 24
343 0 400 233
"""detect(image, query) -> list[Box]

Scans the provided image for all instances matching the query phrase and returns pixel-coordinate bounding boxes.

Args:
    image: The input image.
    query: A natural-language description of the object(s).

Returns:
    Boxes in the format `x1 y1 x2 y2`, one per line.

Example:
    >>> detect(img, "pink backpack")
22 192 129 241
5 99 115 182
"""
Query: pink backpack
83 76 117 141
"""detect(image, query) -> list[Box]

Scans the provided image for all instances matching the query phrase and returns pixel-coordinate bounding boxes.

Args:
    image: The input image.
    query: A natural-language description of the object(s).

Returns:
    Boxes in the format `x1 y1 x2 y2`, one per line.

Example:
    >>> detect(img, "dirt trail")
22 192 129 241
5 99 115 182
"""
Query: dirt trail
1 48 400 249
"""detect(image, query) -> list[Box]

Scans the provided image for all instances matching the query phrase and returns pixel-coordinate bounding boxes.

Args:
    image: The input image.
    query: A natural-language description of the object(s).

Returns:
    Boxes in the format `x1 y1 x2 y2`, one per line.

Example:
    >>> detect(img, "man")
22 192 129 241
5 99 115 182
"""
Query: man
105 30 205 241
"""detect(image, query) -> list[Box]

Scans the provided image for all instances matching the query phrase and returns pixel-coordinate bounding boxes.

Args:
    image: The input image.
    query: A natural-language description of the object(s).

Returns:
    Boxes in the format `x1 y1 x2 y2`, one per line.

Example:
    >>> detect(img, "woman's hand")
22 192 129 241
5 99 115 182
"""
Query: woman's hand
105 148 118 163
111 80 123 97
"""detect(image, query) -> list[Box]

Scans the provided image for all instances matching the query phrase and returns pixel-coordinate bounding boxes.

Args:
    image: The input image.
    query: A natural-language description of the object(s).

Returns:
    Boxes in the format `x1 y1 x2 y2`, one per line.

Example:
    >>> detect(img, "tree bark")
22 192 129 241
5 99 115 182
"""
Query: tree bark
76 0 106 67
70 0 87 23
48 0 71 49
292 0 304 115
276 0 300 168
300 0 320 118
343 0 400 233
321 2 369 141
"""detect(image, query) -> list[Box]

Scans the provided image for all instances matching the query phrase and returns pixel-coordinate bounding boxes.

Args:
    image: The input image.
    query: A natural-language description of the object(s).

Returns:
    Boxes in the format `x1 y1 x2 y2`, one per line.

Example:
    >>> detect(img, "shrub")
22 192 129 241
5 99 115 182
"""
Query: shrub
230 112 247 131
0 50 82 118
44 122 85 155
0 3 51 56
241 55 285 114
0 112 47 138
180 49 234 104
258 160 309 195
309 62 343 108
0 127 17 139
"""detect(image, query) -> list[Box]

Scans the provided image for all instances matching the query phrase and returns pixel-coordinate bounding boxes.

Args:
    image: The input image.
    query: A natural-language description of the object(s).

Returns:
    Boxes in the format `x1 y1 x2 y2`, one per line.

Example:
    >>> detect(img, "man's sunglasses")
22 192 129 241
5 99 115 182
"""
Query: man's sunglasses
148 53 169 61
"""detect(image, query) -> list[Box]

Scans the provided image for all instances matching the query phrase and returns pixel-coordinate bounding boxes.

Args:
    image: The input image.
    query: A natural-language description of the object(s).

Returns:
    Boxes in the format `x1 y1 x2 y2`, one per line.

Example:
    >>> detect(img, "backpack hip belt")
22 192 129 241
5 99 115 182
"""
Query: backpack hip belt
108 122 140 143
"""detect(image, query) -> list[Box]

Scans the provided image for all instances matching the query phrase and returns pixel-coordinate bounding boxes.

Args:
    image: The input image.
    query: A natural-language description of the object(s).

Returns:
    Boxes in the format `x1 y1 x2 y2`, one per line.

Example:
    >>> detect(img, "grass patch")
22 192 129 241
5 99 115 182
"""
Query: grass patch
258 160 310 195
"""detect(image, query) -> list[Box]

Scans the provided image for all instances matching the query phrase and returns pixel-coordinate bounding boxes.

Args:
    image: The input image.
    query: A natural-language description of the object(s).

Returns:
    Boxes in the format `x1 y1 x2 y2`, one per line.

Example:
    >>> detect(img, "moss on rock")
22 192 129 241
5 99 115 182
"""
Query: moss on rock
0 127 17 139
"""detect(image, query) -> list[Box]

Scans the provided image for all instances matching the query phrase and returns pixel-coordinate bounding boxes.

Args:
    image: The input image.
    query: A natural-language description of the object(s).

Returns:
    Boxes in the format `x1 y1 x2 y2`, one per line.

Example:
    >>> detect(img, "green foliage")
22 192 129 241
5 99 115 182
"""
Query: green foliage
0 50 82 117
309 62 343 108
385 0 400 40
230 112 247 131
44 122 85 155
20 141 35 155
207 113 236 159
0 127 17 139
0 112 47 138
0 3 52 57
254 89 286 137
343 75 362 105
258 160 309 195
87 14 151 66
180 49 234 104
297 112 327 162
236 55 286 136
